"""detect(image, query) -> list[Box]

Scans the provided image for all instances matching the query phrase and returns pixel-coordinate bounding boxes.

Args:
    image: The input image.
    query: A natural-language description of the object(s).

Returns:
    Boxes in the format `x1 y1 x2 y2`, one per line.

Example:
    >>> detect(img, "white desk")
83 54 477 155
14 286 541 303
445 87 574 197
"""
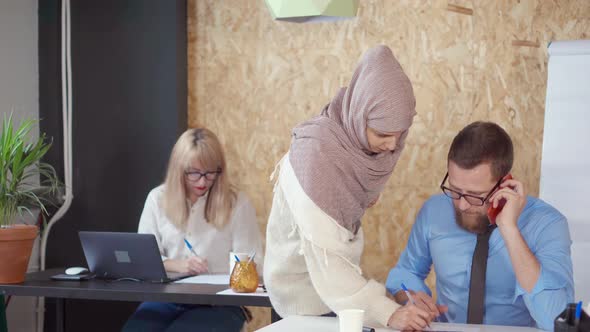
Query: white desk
255 315 545 332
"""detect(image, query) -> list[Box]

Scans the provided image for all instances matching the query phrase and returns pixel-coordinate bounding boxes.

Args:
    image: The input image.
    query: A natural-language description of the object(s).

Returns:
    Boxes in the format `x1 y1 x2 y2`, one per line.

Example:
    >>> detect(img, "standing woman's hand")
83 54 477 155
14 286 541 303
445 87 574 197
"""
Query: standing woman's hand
388 303 433 331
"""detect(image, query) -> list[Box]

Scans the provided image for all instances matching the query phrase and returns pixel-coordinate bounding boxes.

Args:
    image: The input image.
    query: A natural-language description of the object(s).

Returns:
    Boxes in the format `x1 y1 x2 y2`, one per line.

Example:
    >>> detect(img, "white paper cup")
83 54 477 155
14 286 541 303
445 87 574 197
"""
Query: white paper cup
338 309 364 332
229 252 250 274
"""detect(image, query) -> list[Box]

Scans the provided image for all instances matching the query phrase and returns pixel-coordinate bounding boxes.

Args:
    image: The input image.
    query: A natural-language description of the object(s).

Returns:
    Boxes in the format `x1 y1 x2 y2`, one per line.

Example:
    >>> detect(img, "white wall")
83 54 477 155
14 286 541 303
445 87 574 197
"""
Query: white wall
0 0 39 120
540 40 590 304
0 0 40 331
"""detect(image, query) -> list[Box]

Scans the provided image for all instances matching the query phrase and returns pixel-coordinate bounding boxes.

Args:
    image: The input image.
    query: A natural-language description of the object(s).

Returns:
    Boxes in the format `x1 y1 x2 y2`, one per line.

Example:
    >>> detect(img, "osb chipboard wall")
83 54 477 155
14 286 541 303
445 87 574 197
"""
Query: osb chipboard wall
188 0 589 329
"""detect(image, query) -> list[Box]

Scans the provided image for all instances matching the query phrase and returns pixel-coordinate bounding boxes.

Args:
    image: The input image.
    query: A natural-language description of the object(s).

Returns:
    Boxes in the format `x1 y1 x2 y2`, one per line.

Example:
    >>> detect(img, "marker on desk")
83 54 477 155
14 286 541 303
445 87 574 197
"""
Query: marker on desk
576 301 583 326
362 326 375 332
184 238 198 256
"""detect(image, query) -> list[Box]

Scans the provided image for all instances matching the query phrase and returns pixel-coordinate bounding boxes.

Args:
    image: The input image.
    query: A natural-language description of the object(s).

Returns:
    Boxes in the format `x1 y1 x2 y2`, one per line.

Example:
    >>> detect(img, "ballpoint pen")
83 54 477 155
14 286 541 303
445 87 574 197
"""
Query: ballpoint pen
247 250 256 264
184 238 198 256
184 238 208 272
400 283 416 305
401 283 431 328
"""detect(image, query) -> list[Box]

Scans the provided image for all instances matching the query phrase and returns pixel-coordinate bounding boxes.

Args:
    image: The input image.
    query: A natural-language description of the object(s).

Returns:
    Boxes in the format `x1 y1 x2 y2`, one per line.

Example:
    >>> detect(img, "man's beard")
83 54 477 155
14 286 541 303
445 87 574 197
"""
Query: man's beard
454 208 490 234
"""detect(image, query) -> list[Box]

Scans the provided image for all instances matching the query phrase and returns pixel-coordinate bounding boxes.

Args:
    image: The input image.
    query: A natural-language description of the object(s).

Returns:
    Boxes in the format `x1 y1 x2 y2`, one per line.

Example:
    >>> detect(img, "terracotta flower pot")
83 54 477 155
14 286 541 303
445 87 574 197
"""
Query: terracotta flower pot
0 224 38 284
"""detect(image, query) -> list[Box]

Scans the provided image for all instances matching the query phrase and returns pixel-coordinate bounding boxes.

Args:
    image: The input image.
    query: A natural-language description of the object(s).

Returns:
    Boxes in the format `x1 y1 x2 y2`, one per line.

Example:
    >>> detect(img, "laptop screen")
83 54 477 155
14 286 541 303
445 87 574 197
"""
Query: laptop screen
79 231 172 282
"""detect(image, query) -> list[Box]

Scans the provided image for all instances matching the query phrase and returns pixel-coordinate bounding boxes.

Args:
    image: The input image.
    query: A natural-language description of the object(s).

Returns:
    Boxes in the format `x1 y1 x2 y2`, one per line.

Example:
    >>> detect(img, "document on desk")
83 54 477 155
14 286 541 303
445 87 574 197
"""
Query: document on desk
173 274 229 284
374 321 542 332
419 323 479 332
216 288 268 297
256 316 544 332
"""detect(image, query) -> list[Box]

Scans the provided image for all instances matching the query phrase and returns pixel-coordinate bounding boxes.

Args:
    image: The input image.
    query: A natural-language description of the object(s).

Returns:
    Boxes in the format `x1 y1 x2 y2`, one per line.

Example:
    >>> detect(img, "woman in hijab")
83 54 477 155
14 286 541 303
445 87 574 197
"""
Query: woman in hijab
263 45 432 330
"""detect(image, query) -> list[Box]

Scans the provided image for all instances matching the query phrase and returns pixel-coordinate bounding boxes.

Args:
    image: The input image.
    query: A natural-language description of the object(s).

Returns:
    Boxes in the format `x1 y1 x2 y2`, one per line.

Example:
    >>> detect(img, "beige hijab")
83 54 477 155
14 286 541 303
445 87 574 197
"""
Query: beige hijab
289 45 416 234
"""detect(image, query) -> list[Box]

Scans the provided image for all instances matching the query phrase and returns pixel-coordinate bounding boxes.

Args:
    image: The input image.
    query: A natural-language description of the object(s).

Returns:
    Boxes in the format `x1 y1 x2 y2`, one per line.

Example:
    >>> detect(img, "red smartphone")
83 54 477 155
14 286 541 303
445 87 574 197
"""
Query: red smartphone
487 174 513 224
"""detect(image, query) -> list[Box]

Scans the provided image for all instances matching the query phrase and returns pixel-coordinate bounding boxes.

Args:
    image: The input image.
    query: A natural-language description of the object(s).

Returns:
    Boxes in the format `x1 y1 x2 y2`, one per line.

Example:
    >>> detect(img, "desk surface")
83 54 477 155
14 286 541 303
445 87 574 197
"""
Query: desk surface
255 316 545 332
0 269 271 307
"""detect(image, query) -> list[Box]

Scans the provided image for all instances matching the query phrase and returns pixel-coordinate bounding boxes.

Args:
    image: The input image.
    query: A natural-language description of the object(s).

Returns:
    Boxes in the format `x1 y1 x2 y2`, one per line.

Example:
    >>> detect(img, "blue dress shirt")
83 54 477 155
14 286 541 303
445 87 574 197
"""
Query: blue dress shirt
386 194 574 330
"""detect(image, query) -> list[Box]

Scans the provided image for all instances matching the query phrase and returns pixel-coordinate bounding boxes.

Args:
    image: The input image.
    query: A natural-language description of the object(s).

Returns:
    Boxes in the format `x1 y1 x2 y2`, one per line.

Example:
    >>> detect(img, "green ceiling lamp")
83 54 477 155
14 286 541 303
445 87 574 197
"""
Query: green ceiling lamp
264 0 359 23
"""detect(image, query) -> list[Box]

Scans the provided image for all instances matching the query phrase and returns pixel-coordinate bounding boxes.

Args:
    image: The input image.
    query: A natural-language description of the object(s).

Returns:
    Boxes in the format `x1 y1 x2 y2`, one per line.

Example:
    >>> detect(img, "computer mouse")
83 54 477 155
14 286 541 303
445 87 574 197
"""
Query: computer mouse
65 267 89 275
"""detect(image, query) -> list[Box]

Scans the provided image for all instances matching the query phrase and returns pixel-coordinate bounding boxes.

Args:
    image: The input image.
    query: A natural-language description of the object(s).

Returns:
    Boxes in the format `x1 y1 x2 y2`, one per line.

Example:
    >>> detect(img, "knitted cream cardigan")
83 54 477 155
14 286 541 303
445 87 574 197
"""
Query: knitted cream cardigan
263 153 400 327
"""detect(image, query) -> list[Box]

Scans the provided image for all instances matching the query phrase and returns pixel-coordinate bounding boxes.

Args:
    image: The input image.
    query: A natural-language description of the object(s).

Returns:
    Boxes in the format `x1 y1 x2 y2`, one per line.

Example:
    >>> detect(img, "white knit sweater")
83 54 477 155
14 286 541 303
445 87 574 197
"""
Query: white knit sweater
263 154 400 327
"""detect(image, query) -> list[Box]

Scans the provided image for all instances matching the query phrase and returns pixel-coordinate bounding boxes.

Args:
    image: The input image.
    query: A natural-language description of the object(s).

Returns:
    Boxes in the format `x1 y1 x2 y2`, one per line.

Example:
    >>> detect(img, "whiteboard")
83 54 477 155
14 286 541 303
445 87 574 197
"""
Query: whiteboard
540 40 590 302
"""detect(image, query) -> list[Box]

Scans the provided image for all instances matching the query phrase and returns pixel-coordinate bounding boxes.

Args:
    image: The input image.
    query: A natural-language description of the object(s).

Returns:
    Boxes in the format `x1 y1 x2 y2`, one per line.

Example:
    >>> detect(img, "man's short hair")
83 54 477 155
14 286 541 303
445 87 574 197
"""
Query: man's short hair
448 121 513 179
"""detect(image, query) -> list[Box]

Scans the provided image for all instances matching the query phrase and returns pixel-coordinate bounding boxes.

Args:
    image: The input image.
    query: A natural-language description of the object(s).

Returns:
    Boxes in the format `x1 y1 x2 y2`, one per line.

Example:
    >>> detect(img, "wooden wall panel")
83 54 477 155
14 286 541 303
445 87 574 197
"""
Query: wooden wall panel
188 1 589 329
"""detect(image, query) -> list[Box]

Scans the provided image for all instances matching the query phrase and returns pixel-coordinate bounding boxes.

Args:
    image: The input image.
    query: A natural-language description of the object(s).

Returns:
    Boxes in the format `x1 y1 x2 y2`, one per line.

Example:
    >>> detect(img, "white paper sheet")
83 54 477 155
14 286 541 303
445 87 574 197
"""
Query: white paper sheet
216 288 268 297
256 315 542 332
422 323 482 332
173 274 229 284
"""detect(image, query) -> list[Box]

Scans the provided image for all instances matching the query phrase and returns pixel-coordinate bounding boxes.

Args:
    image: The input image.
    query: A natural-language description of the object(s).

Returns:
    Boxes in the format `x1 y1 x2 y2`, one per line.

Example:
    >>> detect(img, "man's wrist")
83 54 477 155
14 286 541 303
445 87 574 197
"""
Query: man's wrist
498 221 519 236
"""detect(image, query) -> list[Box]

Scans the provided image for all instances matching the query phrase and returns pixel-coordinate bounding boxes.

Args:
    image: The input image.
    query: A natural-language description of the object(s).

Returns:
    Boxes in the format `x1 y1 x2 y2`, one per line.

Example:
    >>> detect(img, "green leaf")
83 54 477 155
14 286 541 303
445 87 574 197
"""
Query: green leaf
0 113 62 227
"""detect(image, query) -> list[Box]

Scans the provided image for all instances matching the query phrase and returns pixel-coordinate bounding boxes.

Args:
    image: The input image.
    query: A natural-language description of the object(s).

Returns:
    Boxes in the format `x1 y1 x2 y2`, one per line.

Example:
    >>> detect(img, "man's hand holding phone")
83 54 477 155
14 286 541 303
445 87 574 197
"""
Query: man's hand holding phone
487 175 541 294
488 174 527 231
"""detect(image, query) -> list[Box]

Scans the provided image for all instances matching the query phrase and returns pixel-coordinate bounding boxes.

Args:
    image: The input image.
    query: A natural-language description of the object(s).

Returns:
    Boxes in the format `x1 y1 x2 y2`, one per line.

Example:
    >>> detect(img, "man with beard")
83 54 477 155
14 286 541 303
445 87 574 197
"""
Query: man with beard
385 121 574 330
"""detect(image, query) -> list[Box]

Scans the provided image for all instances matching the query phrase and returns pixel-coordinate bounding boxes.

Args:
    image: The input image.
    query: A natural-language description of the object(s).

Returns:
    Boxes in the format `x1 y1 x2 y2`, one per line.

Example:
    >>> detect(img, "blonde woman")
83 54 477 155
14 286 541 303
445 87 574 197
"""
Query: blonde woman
123 128 263 332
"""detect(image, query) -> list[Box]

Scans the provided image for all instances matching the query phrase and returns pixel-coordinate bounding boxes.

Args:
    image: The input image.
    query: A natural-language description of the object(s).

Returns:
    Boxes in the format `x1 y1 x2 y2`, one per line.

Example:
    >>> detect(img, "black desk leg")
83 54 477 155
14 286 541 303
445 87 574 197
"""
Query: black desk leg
56 298 65 332
270 307 281 323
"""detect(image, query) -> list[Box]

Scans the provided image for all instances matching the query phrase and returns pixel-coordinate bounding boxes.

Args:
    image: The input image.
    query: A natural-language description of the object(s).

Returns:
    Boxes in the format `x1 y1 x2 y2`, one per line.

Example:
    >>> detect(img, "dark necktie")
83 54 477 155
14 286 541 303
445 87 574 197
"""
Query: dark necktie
466 226 495 324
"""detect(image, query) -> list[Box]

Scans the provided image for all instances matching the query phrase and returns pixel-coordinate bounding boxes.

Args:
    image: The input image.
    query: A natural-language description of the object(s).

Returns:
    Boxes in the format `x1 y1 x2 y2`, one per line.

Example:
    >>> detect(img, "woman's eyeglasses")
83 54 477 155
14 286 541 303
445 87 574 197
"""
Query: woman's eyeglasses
185 168 222 182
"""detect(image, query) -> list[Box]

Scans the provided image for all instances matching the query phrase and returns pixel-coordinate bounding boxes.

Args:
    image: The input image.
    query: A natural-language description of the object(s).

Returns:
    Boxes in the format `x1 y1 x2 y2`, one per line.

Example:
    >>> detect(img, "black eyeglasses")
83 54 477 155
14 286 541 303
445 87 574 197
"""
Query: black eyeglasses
439 172 504 206
185 168 222 182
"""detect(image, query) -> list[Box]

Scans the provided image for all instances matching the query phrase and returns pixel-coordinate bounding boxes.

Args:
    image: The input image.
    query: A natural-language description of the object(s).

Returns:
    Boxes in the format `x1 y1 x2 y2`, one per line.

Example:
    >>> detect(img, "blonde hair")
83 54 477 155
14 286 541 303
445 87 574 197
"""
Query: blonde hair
162 128 236 230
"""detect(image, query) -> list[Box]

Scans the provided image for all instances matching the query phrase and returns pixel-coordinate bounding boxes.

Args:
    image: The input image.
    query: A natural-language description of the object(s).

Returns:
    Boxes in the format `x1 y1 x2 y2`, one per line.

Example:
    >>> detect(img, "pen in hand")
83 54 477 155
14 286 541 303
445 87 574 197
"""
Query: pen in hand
184 238 208 273
184 238 198 256
401 283 415 305
401 283 431 328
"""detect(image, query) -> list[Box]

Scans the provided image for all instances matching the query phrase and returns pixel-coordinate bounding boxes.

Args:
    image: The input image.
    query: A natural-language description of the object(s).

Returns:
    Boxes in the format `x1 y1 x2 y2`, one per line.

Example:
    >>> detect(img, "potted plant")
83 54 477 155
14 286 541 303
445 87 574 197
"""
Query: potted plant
0 114 61 283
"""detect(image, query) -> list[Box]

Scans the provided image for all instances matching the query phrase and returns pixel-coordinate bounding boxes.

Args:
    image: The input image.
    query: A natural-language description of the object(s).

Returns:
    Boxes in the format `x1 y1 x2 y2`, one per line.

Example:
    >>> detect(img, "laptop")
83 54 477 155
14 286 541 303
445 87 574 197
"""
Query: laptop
79 231 191 283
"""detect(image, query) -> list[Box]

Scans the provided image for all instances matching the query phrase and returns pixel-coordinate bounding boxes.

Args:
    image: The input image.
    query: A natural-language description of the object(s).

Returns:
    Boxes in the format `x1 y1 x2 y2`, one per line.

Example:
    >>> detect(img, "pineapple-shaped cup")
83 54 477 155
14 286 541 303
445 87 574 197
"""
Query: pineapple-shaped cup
229 258 258 293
